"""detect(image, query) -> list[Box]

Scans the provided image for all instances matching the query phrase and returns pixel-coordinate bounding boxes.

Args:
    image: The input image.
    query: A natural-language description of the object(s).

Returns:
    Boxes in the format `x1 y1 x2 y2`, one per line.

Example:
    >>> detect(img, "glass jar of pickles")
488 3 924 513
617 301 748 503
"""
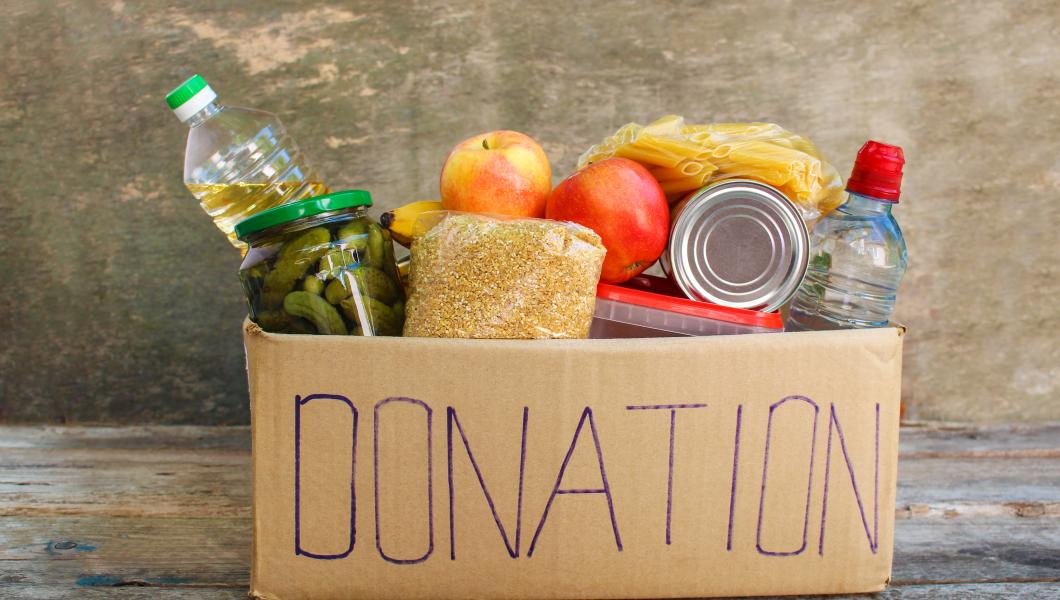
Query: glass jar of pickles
235 190 405 336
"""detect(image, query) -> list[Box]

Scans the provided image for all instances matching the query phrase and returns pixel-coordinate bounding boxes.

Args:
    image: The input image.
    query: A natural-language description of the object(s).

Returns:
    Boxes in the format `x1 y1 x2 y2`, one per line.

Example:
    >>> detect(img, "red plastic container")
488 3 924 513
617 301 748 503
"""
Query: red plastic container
590 275 783 338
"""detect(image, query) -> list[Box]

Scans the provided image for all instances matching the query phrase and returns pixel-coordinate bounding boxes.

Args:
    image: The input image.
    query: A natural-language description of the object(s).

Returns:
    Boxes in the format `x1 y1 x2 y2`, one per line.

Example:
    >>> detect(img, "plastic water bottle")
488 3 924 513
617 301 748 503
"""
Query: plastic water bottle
166 74 329 251
786 141 907 330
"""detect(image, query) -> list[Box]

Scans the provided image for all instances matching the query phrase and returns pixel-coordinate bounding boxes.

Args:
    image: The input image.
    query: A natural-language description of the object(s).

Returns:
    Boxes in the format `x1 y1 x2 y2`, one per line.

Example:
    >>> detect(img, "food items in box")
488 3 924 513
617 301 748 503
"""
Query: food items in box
787 141 908 330
235 191 405 336
166 74 329 252
591 278 783 338
379 199 444 247
403 213 605 339
440 130 552 218
662 179 808 312
578 115 844 222
546 157 669 284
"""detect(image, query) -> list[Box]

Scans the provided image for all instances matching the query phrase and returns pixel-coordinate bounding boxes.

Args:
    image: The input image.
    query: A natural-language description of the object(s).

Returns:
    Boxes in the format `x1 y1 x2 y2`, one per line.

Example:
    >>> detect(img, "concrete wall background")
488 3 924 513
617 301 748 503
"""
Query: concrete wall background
0 0 1056 424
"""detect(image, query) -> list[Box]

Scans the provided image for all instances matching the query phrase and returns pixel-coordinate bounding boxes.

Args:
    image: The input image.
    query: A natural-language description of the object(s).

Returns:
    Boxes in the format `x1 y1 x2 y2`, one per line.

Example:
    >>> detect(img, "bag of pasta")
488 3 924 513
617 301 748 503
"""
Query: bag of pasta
578 115 845 223
403 212 606 339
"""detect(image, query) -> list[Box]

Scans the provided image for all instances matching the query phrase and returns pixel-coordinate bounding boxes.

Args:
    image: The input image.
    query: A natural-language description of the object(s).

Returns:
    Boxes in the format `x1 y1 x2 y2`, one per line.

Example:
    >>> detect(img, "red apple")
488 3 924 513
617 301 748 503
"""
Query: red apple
440 131 552 218
546 157 669 283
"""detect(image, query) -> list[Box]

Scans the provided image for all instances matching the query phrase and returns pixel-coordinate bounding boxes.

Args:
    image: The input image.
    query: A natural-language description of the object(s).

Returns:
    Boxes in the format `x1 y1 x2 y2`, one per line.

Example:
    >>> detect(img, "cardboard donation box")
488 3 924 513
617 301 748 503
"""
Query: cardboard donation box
244 320 904 599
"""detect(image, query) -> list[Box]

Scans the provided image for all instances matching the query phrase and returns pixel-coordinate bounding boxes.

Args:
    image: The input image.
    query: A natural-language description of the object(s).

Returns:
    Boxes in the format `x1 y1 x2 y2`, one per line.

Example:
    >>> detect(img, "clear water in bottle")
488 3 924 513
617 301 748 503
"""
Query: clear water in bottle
786 141 908 330
166 74 328 251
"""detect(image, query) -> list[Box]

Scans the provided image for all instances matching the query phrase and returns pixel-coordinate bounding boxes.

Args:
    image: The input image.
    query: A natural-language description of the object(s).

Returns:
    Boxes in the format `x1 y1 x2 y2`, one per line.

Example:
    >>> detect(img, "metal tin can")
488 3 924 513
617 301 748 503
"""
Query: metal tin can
661 179 808 312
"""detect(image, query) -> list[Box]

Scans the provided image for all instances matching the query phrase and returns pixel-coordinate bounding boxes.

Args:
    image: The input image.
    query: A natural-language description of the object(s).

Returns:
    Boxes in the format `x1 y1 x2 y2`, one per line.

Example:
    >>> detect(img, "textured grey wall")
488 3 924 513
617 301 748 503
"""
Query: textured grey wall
0 0 1056 424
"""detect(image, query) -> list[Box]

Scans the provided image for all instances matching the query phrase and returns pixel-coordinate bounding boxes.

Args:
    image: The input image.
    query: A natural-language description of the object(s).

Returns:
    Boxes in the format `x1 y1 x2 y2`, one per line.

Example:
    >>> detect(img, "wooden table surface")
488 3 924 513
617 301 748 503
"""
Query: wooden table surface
0 424 1056 599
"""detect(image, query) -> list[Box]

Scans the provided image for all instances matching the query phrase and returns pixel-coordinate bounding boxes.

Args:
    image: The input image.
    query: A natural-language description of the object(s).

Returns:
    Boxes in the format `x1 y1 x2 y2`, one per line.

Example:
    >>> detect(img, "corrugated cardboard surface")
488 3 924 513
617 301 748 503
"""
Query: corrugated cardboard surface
244 320 903 599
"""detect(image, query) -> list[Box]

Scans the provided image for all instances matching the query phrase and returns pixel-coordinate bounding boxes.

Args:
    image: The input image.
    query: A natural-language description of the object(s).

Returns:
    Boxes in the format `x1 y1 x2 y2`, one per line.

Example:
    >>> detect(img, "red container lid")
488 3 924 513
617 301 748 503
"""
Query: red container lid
597 280 783 330
845 140 904 202
621 274 686 297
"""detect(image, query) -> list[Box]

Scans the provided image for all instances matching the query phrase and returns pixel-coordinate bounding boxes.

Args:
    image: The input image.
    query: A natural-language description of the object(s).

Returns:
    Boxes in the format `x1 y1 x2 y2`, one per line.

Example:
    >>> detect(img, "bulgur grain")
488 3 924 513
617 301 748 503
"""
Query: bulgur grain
403 214 606 339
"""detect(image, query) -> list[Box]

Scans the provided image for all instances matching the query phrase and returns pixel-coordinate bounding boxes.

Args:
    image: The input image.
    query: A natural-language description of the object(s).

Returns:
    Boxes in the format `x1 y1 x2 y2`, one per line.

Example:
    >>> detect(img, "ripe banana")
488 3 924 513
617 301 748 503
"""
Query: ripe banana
379 200 444 247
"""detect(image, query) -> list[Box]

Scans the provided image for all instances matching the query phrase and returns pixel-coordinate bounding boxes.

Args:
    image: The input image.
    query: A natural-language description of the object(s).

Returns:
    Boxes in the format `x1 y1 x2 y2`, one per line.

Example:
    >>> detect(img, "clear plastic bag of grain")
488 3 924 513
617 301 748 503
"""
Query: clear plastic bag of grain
403 213 606 339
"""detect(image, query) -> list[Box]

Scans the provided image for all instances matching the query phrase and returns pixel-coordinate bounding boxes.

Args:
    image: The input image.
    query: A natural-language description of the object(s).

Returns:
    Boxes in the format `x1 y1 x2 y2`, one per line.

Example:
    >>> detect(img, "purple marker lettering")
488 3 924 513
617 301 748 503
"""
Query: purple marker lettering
294 394 357 560
726 404 743 551
447 406 529 559
528 407 621 556
374 397 433 564
756 396 819 557
818 403 880 555
626 403 708 544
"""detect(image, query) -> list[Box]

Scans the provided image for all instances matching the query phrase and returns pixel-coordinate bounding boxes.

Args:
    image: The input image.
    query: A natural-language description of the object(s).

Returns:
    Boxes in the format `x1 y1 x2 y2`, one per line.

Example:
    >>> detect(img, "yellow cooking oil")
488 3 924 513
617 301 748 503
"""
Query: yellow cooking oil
186 181 330 250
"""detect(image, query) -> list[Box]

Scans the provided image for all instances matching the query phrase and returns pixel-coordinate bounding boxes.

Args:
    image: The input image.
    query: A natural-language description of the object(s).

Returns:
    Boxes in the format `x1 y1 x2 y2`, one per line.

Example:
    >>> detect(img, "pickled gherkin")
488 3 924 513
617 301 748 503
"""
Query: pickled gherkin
301 275 325 295
318 247 358 280
324 278 350 305
284 291 347 335
259 227 330 308
336 219 370 250
340 294 403 336
324 266 398 307
352 266 400 304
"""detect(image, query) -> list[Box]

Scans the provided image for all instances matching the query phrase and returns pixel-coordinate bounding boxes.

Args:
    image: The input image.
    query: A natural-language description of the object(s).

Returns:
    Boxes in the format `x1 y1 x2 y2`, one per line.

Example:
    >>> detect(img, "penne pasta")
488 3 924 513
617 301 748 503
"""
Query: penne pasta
577 116 845 221
659 175 713 195
651 160 711 180
613 144 684 168
695 168 717 185
711 144 735 159
635 134 709 158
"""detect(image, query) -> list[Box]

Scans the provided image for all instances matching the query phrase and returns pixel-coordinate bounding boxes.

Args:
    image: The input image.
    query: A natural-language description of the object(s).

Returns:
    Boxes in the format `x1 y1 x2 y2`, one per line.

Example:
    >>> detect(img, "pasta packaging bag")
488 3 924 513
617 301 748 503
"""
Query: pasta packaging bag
403 212 606 339
578 115 845 222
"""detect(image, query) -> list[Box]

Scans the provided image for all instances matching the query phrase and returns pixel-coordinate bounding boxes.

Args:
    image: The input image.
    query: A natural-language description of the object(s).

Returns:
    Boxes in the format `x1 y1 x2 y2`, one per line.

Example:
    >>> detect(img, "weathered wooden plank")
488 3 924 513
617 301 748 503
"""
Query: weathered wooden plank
0 447 250 517
893 516 1060 584
899 423 1060 457
868 581 1059 598
0 516 250 589
897 457 1060 507
0 426 251 451
0 585 246 599
809 581 1060 599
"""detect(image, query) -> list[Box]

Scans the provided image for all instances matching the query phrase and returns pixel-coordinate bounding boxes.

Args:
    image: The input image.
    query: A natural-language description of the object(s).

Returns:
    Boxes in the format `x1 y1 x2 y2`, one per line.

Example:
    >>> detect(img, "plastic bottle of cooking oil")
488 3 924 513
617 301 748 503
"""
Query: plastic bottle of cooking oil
166 74 328 251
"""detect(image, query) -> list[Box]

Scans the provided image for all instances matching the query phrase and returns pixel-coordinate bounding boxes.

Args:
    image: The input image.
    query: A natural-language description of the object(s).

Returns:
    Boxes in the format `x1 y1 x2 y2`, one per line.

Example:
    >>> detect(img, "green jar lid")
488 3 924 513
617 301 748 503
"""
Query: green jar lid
234 190 373 240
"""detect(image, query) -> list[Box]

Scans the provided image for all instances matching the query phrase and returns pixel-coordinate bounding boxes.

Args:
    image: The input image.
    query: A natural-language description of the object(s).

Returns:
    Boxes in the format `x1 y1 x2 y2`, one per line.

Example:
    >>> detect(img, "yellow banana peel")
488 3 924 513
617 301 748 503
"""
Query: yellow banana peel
379 200 444 247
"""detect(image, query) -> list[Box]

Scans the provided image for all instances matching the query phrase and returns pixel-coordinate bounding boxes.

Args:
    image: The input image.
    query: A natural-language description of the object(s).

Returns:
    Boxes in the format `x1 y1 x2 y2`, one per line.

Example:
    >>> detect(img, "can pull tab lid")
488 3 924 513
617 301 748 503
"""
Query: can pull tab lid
846 140 904 202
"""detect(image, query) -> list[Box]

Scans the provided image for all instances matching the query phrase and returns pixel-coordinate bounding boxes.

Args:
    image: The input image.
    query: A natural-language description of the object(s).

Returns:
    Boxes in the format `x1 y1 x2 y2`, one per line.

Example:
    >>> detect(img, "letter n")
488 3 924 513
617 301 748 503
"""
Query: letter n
447 407 529 559
818 403 880 554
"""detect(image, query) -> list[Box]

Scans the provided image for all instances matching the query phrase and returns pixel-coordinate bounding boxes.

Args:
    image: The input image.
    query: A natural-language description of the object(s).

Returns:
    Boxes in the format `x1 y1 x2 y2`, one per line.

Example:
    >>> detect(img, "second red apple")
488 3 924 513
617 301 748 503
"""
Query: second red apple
546 157 669 283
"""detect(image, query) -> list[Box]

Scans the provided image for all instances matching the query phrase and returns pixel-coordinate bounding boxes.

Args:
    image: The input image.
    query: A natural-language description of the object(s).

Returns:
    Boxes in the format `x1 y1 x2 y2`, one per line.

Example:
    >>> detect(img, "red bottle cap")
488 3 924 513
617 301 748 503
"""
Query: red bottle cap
845 140 904 202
